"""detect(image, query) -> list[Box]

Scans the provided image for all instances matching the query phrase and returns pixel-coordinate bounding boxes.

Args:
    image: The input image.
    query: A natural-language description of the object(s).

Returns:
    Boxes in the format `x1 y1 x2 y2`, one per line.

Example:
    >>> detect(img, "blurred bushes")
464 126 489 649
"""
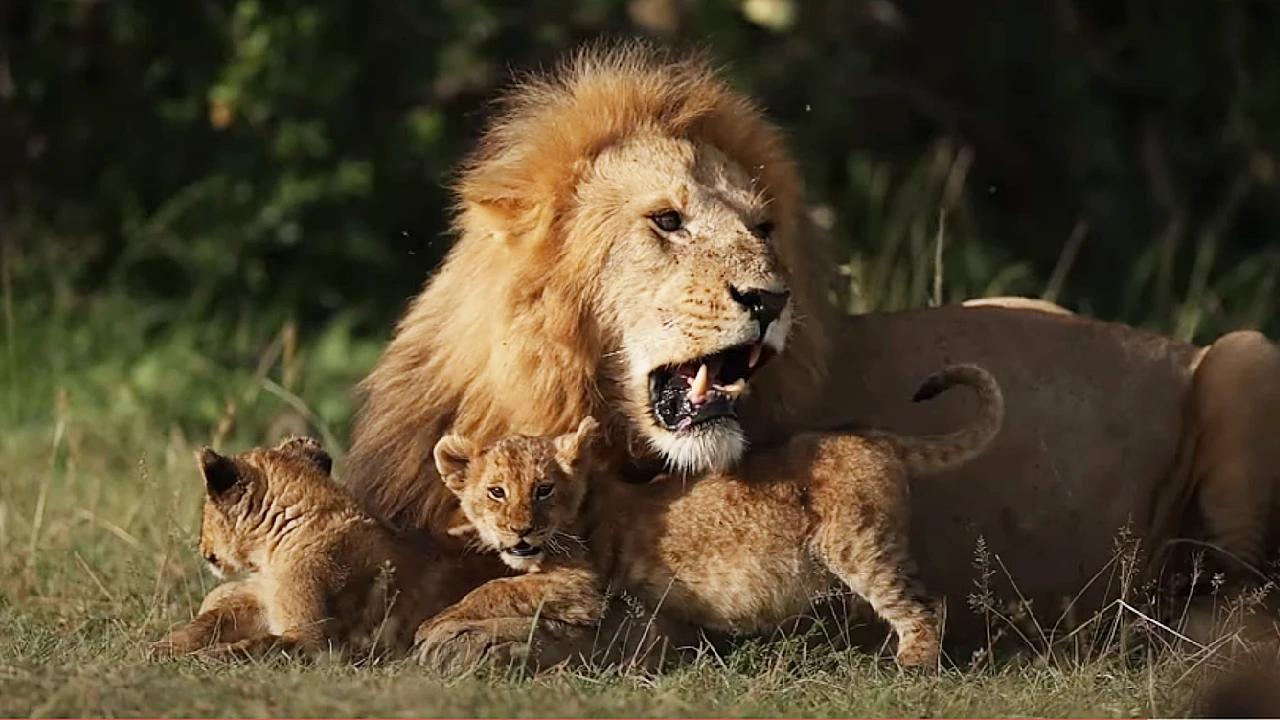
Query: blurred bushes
3 0 1279 341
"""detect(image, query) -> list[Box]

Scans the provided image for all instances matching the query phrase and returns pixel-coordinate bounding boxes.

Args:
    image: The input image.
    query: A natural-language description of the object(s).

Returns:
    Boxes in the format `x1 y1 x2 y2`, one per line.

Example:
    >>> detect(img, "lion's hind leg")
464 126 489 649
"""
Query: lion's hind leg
1188 330 1280 583
809 470 941 669
148 581 267 659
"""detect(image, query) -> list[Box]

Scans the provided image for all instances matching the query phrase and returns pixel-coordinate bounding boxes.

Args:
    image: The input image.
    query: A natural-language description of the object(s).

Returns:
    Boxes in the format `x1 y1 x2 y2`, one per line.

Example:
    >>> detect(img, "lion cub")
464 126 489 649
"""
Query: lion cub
426 363 1004 668
150 437 469 662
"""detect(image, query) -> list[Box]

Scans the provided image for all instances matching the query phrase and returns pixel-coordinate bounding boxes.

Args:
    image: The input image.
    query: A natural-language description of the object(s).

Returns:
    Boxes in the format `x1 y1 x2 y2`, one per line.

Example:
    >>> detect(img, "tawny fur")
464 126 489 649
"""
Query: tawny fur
425 365 1003 669
342 38 1280 662
345 39 832 537
149 437 483 662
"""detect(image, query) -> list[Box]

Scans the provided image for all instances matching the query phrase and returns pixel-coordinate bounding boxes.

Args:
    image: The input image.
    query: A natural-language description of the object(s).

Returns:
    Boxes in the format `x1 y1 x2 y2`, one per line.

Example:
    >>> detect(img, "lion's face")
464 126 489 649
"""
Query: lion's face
435 419 597 572
584 135 794 472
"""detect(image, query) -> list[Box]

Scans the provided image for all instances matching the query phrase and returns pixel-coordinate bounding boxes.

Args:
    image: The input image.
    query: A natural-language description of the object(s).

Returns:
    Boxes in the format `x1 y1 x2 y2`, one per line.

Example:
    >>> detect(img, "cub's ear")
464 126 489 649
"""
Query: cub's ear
277 436 333 476
434 434 476 491
554 416 601 468
196 448 242 499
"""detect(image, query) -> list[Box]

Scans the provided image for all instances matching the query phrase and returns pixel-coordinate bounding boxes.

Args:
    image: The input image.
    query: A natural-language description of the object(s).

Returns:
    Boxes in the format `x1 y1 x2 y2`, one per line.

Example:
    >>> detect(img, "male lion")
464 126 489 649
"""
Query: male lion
422 363 1003 669
345 41 1280 665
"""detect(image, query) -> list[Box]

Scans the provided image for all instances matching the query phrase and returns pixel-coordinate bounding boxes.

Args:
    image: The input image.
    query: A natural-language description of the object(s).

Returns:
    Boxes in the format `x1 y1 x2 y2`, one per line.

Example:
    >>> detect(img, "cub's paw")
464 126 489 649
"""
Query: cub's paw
203 635 289 662
894 633 941 671
147 631 207 661
413 618 533 675
146 640 181 661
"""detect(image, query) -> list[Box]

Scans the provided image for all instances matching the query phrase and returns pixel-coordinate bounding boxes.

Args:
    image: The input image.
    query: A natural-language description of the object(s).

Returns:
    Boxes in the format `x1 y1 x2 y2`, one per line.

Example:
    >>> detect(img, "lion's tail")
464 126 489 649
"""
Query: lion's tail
892 363 1004 477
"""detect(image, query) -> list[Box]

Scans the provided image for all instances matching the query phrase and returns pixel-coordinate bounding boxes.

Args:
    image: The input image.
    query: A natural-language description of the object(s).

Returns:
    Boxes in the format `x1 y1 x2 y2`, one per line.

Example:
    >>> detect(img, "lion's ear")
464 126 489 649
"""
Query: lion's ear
555 416 601 469
196 448 244 501
458 189 556 246
276 436 333 476
434 434 476 490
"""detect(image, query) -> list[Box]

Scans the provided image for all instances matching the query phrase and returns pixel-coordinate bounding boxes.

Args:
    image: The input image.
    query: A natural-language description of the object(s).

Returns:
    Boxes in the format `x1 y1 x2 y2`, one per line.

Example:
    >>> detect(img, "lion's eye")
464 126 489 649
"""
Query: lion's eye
649 209 684 233
534 483 555 500
752 220 775 239
487 486 506 501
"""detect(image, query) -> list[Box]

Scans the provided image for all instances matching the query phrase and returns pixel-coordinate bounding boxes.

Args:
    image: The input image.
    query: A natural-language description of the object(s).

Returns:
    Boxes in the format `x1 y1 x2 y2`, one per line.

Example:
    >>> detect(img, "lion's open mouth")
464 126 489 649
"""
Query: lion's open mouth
503 541 543 559
648 342 774 432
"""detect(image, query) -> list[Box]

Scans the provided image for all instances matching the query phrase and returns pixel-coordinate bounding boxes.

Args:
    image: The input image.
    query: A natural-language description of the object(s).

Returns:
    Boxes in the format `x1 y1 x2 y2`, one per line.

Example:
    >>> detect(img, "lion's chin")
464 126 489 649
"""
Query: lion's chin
645 419 748 474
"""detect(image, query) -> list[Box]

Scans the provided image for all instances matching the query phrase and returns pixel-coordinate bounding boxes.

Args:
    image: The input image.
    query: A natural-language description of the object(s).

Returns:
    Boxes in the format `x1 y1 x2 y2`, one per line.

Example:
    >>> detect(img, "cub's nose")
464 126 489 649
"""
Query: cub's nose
729 285 790 333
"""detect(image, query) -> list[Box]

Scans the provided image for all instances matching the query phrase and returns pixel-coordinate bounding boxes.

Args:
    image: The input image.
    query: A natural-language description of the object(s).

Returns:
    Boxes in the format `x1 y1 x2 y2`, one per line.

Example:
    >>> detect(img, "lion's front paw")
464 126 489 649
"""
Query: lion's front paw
414 618 534 675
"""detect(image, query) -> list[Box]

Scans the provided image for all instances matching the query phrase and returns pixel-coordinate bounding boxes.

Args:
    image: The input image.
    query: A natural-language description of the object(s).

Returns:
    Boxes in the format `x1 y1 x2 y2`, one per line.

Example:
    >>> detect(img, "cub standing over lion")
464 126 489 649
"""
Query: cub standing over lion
344 40 1280 667
423 363 1004 669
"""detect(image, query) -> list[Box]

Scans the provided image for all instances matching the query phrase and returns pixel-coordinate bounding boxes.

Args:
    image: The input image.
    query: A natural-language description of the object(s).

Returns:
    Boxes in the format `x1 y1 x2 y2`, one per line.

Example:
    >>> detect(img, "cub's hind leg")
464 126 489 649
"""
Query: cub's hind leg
1187 330 1280 581
808 462 940 669
149 581 267 659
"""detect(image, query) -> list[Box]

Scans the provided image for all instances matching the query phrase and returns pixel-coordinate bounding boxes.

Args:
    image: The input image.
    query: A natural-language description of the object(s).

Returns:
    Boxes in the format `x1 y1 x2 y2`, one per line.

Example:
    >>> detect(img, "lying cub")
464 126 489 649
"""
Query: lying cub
425 363 1004 668
150 436 471 662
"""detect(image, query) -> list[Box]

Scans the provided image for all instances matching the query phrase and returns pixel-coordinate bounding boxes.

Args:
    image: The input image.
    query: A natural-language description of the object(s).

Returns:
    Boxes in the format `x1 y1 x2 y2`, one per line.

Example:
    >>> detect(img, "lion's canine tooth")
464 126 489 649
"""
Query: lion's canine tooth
748 343 763 368
721 379 747 396
689 363 710 402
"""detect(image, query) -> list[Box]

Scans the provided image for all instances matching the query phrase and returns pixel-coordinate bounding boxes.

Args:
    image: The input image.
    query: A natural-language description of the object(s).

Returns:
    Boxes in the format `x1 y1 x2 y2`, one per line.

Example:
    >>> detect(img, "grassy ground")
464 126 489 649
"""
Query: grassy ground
0 294 1227 717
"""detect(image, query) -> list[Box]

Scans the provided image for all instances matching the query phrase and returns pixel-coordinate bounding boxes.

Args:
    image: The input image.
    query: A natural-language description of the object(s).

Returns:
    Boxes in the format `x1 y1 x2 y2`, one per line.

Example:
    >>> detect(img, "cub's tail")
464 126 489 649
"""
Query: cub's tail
893 363 1004 476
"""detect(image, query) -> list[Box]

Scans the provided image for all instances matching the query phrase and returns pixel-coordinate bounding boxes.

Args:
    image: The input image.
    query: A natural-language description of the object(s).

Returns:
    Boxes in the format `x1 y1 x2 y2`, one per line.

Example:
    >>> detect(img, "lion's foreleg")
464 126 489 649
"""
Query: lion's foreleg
414 565 605 673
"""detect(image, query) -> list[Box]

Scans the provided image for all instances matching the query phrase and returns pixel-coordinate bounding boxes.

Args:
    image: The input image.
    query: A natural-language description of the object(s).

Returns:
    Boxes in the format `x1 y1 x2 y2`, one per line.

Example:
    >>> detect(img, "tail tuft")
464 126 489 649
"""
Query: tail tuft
896 362 1004 476
912 376 949 403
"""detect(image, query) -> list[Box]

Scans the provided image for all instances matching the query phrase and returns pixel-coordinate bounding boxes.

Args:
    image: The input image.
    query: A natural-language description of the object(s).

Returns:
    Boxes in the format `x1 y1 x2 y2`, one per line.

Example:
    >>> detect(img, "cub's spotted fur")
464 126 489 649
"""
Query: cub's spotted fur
423 364 1004 668
150 437 477 661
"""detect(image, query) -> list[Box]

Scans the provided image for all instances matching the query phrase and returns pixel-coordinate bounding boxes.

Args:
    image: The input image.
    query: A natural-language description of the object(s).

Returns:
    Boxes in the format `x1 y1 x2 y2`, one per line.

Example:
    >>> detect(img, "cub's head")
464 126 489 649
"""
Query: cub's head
194 436 335 579
433 417 600 571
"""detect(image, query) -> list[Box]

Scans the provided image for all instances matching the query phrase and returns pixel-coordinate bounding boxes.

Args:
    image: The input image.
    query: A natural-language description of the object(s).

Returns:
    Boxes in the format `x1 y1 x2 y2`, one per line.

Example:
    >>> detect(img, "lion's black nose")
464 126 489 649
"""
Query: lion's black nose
729 286 790 332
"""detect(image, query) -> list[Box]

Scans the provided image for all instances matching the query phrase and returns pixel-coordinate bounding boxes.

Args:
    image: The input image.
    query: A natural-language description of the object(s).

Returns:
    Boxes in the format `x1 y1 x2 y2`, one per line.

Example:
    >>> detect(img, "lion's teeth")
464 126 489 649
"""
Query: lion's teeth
748 343 763 368
689 363 710 402
720 379 747 396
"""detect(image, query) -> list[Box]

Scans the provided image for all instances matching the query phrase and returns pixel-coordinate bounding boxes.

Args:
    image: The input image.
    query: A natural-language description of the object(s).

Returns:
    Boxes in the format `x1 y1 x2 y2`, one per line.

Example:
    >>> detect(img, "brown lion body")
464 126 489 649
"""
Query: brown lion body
149 438 478 662
345 41 1280 664
425 364 1004 668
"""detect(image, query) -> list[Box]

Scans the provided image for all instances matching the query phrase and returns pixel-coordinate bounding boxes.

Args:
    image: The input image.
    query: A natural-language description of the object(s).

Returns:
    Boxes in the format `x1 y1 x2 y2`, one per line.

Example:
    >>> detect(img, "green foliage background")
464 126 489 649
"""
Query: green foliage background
3 0 1280 441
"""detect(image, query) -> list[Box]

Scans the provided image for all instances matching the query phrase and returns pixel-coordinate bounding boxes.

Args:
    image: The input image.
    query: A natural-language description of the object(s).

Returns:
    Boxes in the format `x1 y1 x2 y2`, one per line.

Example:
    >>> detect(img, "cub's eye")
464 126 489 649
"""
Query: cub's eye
534 483 555 500
487 486 506 501
649 209 684 233
752 220 775 239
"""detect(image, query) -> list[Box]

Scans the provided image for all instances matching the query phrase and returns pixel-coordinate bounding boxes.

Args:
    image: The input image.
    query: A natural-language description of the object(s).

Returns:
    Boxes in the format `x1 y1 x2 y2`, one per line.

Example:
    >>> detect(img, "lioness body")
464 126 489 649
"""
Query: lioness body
346 41 1280 665
428 366 1004 667
150 438 474 661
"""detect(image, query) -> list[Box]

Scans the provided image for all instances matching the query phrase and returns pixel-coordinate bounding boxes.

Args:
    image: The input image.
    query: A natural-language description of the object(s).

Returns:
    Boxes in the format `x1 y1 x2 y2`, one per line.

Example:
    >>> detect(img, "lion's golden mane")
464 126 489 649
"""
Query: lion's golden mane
346 42 832 534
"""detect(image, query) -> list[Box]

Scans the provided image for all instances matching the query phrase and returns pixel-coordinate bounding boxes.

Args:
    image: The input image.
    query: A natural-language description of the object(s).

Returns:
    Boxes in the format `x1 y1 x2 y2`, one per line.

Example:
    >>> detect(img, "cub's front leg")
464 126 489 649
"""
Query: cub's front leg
414 565 603 673
149 581 267 659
